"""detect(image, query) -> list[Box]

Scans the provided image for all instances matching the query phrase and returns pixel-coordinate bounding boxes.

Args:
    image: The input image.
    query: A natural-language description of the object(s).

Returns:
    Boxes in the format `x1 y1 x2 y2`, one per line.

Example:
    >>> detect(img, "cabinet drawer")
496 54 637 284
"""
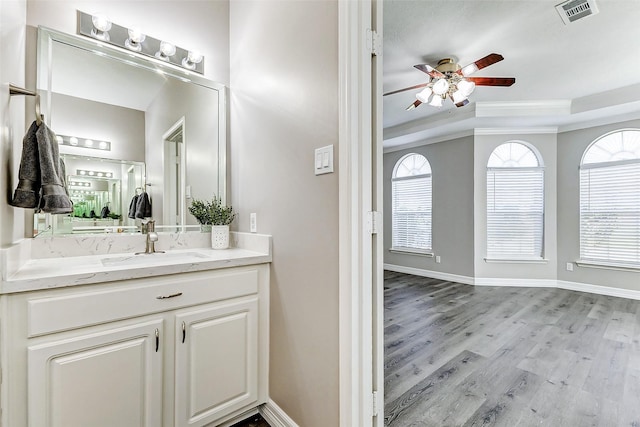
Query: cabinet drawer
27 268 259 337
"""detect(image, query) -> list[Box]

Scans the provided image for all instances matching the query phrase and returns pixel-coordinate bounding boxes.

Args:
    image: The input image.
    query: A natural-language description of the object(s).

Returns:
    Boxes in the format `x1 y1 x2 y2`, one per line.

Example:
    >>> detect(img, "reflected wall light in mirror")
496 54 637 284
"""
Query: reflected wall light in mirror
56 134 111 151
77 169 113 178
69 181 91 187
78 10 204 74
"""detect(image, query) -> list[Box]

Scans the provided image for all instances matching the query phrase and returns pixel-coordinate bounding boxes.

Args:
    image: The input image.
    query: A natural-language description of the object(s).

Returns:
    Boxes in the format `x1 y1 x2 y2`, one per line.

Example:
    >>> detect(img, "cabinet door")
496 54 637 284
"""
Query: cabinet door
28 319 164 427
175 298 259 427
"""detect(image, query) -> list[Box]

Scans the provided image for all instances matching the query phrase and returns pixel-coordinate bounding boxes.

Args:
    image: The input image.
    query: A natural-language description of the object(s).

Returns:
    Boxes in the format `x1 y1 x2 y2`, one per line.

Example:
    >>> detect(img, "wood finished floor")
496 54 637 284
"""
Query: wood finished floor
384 271 640 427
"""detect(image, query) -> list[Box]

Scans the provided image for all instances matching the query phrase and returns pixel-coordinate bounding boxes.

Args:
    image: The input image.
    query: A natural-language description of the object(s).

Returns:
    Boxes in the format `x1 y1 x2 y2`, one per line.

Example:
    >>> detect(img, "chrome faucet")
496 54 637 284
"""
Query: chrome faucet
136 220 165 255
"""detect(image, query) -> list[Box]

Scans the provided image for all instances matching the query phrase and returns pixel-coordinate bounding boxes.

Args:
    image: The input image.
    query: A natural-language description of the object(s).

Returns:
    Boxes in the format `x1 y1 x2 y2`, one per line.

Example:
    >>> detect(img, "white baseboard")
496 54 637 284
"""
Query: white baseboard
474 278 557 288
384 263 475 285
260 399 299 427
558 280 640 301
384 265 640 301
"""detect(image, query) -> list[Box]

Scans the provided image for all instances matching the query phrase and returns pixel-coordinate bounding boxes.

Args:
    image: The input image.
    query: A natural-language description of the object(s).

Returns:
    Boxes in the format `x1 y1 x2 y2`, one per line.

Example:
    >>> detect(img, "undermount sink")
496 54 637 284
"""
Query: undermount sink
101 251 211 267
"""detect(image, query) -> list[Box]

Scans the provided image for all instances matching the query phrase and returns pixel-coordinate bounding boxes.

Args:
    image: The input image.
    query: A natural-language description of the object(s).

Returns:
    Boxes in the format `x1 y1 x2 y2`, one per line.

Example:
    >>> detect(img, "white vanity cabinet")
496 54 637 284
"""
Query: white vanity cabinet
0 264 269 427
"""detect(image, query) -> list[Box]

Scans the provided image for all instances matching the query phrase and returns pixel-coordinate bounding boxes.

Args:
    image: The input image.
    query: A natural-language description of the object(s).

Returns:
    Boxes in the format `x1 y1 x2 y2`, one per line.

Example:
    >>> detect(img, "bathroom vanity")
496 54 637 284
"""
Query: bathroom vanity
0 232 271 427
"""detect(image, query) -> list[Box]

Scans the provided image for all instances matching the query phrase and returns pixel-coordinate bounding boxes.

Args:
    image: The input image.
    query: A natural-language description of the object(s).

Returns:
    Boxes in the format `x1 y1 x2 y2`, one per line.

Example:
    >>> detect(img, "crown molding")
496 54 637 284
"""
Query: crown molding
474 127 558 136
383 129 473 153
476 100 572 117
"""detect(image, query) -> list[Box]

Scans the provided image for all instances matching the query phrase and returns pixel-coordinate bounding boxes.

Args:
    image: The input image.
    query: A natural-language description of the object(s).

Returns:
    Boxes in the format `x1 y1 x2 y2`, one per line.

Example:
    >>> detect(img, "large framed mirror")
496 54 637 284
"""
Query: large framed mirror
35 26 226 236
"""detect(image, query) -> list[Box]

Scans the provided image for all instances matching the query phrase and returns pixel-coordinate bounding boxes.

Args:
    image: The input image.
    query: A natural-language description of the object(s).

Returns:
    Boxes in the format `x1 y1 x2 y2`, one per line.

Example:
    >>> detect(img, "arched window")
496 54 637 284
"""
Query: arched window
486 142 544 259
580 129 640 267
392 153 432 252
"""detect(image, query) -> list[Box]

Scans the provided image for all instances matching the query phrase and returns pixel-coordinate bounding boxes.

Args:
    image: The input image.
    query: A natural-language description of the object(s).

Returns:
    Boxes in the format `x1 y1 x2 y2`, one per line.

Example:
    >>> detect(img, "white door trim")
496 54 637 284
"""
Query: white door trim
338 0 377 425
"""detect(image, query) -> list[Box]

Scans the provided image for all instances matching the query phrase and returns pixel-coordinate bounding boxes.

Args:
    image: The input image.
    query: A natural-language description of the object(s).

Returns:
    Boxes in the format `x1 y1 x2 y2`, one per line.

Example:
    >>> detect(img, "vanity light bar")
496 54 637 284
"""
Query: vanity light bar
78 11 204 74
69 181 91 187
76 169 114 178
56 134 111 151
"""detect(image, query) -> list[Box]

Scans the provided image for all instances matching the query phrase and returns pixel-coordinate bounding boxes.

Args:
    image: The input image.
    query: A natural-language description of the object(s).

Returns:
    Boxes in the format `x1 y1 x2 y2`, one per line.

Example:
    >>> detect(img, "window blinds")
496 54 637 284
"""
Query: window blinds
392 175 432 251
487 168 544 259
580 161 640 267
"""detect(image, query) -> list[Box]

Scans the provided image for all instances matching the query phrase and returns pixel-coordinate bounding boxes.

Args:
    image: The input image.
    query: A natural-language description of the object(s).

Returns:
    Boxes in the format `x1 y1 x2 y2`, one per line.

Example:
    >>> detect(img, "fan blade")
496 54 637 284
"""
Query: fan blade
467 77 515 86
384 82 429 97
455 99 469 108
457 53 504 76
414 64 446 79
406 100 422 111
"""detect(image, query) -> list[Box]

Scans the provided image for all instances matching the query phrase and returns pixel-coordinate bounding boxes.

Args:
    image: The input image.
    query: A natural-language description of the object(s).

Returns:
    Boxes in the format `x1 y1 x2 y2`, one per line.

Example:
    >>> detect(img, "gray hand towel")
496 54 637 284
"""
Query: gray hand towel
10 121 40 208
128 194 139 219
10 121 73 214
135 191 152 219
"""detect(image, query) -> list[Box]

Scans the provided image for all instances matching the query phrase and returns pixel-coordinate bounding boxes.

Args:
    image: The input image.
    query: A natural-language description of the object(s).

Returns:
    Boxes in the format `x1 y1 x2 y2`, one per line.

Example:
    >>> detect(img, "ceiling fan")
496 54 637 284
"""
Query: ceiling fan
384 53 515 110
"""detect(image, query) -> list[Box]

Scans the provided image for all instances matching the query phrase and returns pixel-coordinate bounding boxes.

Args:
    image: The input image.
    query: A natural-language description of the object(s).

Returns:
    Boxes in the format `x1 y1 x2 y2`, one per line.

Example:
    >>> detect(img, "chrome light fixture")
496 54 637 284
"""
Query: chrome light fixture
155 41 176 61
77 169 114 178
182 50 203 70
125 28 146 52
90 13 112 41
56 134 111 151
78 11 205 74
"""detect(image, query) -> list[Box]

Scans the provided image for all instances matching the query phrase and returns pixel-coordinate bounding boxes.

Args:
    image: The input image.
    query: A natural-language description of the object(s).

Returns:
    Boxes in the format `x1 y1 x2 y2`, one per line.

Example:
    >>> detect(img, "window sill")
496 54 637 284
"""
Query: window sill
484 258 548 264
575 260 640 272
389 248 434 257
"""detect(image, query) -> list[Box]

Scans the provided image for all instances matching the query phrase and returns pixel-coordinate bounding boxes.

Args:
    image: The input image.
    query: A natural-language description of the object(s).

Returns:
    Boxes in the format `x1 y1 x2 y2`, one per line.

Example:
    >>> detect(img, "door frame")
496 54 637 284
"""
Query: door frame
338 0 383 425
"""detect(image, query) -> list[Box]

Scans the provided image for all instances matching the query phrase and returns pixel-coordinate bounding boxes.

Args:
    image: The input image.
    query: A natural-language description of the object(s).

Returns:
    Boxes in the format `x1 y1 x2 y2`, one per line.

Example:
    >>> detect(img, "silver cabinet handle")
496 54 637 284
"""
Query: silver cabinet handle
155 328 160 352
156 292 183 300
182 321 186 344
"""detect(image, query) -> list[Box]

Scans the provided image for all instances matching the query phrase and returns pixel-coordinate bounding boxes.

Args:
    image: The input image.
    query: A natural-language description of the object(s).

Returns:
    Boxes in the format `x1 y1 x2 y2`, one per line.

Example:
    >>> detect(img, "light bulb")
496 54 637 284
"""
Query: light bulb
99 141 109 150
457 80 476 97
69 137 78 146
452 90 466 104
432 79 449 96
181 50 203 70
91 14 112 41
85 139 94 147
125 28 146 52
88 171 95 176
429 95 443 107
461 64 479 77
416 87 432 103
156 41 176 61
56 136 63 144
79 170 86 175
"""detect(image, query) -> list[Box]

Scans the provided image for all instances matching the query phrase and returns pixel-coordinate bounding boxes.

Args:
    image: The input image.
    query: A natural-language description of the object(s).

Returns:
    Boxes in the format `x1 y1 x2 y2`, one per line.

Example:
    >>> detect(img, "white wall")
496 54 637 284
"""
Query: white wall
474 132 558 280
145 78 220 224
230 1 340 426
1 0 28 246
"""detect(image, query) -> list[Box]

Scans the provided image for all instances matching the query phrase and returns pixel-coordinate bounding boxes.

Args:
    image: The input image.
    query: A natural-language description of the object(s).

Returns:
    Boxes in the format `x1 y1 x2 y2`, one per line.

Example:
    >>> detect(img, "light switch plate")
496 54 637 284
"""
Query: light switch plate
315 145 334 175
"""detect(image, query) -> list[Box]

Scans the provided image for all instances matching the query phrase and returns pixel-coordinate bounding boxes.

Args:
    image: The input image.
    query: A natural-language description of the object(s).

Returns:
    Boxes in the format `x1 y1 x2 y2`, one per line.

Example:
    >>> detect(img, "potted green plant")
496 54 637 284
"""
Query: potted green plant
188 196 236 249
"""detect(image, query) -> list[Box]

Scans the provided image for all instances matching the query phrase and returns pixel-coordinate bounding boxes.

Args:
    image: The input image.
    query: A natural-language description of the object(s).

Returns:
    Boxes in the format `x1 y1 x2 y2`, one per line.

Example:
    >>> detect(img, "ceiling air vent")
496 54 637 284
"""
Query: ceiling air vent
555 0 599 25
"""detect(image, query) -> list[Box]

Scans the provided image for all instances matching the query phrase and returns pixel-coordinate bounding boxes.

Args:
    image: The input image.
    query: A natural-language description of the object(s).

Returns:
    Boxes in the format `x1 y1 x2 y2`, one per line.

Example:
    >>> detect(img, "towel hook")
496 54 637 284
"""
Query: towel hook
35 94 42 126
9 83 43 125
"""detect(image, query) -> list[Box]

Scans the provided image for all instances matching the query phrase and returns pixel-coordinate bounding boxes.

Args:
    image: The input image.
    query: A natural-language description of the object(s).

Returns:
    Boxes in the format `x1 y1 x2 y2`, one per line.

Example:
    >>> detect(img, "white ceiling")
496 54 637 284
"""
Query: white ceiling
383 0 640 149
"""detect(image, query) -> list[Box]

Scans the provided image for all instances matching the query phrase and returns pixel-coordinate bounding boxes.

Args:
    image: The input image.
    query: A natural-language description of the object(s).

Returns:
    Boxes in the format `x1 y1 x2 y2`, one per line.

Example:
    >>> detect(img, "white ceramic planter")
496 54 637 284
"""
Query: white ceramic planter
211 225 230 249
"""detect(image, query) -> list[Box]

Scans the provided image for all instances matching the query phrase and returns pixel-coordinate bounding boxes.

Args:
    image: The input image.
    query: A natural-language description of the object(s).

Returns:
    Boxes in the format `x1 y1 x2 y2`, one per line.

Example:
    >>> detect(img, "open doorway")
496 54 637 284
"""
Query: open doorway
163 117 186 227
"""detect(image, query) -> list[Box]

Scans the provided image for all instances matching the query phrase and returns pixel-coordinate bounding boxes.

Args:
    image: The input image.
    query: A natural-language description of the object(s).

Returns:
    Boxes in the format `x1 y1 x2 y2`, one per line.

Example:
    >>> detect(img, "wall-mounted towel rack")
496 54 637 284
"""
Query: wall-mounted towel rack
9 83 42 126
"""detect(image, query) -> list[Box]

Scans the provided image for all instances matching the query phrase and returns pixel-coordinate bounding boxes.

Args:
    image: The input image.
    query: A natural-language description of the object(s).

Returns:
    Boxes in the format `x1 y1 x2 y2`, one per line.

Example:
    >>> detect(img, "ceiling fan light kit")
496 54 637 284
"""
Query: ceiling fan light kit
386 53 515 111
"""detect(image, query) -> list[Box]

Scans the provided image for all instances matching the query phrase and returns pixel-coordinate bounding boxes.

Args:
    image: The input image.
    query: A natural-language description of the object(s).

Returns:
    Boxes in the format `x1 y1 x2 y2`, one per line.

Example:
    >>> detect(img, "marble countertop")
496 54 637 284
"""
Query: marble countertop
0 233 272 294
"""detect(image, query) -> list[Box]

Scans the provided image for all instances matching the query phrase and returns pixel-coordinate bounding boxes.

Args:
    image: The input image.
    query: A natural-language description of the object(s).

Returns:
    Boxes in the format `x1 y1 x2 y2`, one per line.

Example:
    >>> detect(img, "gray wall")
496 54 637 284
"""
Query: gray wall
384 136 475 278
230 1 339 426
51 93 145 163
557 118 640 290
474 132 558 280
385 125 639 291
